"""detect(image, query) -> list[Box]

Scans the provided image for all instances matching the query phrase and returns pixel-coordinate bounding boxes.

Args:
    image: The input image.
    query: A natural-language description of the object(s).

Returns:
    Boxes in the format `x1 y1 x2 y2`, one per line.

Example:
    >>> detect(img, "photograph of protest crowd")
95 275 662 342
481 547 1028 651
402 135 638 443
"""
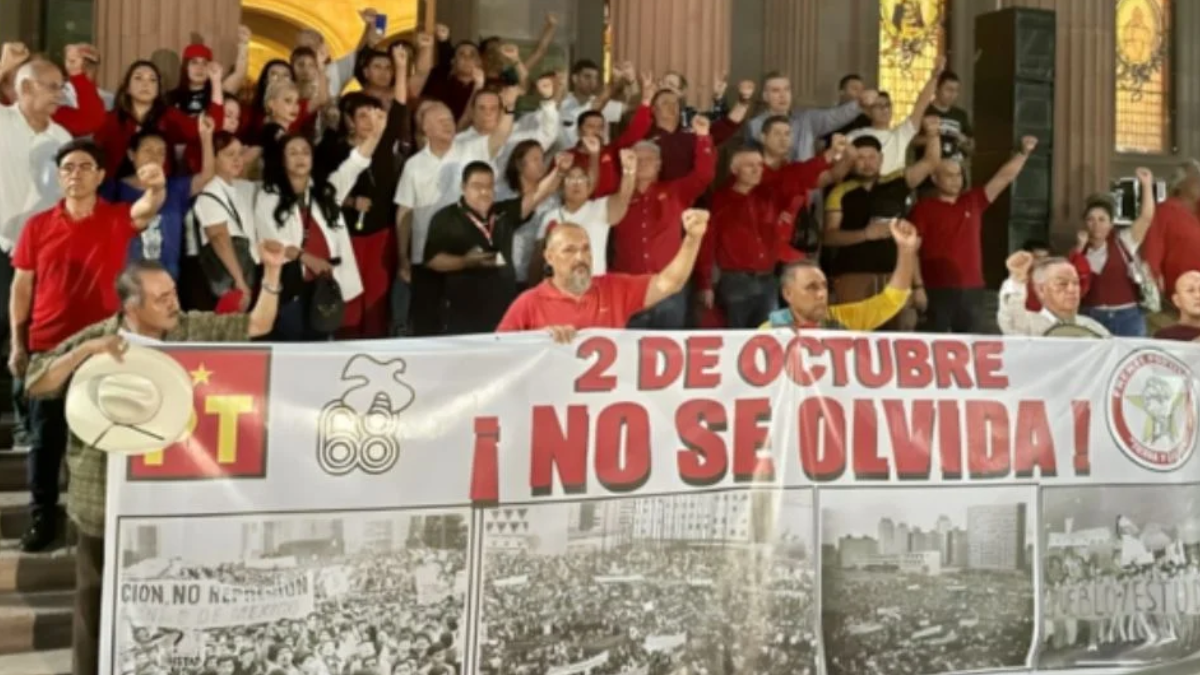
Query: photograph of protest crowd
477 490 819 674
820 486 1037 675
1039 483 1200 669
112 509 470 675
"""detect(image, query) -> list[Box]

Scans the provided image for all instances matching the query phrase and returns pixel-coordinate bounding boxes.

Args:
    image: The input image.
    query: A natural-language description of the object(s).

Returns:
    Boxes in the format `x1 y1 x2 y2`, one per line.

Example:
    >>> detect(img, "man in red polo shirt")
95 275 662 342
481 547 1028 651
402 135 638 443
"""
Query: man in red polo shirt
908 135 1037 333
498 209 709 342
701 137 848 328
614 116 716 330
8 138 165 551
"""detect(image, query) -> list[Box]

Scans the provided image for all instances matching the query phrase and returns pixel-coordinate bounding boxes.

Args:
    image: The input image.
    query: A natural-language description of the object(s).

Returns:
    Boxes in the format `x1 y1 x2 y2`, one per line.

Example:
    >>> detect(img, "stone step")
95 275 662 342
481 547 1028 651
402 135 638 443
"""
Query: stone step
0 492 67 542
0 539 75 595
0 590 73 656
0 647 70 675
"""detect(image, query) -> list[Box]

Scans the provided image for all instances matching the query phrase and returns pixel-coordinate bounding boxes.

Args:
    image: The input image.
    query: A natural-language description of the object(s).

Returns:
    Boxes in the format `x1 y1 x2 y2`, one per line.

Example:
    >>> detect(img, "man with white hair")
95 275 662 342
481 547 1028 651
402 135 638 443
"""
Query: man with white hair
0 59 73 451
998 250 1110 337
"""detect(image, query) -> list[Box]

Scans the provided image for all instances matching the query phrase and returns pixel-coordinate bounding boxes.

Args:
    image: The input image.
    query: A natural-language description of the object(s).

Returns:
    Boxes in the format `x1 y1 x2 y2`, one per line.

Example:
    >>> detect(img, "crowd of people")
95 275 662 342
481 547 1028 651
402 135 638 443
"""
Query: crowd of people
1040 514 1200 667
481 545 817 674
6 6 1200 675
116 546 467 675
822 569 1035 675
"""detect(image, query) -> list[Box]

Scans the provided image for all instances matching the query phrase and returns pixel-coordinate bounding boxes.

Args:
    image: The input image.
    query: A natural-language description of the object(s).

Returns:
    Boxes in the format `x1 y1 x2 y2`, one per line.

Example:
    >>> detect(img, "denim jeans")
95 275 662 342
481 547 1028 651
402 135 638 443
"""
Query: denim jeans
22 377 67 518
627 285 692 330
1084 305 1146 338
717 272 779 329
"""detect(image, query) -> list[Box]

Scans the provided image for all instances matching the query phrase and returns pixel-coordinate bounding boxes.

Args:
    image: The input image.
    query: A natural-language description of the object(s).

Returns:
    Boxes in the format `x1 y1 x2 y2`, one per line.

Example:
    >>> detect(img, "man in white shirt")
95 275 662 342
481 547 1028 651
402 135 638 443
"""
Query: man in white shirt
0 61 71 434
559 59 628 149
998 250 1111 337
395 96 516 335
457 74 559 169
848 56 944 176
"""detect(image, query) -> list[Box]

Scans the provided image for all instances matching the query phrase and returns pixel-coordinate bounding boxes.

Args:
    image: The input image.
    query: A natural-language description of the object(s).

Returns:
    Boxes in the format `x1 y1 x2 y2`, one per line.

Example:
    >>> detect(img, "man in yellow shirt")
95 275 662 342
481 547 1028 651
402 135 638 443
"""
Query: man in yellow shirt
762 219 920 330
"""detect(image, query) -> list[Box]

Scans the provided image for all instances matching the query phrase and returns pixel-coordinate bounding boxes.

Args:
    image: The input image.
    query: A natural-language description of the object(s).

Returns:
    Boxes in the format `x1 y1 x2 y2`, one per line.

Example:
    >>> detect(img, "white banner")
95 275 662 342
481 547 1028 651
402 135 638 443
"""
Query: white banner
98 331 1200 675
117 576 314 630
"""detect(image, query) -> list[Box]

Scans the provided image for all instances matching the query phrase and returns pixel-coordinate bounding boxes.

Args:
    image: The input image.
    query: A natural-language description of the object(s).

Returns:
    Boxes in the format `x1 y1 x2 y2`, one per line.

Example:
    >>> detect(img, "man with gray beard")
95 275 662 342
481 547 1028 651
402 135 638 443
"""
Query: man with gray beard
497 209 709 342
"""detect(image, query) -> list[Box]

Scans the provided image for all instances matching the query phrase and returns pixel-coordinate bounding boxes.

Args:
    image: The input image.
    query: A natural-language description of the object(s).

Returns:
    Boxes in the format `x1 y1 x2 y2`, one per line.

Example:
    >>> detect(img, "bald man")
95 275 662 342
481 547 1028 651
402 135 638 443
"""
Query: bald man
1155 271 1200 341
497 211 708 342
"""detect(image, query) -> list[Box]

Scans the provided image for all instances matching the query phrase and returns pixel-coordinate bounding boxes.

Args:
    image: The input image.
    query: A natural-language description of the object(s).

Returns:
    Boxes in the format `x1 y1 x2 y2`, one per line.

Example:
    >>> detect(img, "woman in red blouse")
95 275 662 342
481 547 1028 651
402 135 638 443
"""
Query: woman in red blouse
96 60 224 176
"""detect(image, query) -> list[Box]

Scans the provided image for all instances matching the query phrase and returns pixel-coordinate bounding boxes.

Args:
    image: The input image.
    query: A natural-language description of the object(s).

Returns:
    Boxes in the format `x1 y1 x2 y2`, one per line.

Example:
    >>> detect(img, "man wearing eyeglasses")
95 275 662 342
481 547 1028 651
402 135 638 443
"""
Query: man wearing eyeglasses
8 138 166 551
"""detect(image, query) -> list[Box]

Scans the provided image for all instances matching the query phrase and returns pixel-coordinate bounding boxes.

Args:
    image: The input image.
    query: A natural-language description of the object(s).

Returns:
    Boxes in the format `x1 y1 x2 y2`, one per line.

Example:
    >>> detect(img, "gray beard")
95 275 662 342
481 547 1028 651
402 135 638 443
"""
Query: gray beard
563 271 592 295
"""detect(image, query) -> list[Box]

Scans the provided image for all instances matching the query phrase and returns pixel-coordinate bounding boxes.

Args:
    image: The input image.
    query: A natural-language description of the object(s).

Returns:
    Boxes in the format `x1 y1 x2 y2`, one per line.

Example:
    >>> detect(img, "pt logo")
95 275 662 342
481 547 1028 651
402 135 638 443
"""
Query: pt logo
1107 349 1198 472
317 355 415 475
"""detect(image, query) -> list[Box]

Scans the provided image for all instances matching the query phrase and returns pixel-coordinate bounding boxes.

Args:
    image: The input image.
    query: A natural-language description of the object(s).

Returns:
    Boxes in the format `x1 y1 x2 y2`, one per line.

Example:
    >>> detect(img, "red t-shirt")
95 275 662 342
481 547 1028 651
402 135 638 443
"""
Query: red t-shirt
14 200 139 352
497 275 653 331
909 188 991 289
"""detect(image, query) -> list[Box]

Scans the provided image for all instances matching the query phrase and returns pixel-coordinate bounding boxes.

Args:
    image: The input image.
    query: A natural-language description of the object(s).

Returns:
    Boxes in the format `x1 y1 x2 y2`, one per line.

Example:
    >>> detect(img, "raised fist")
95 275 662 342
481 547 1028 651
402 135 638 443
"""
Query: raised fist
922 115 941 137
1006 251 1034 282
417 33 434 49
691 114 711 137
207 61 225 81
891 219 921 251
435 24 451 42
500 43 520 62
712 73 728 100
737 80 756 102
238 25 252 46
619 148 637 169
1136 167 1153 184
137 164 166 191
554 152 574 172
198 113 215 136
535 75 555 100
581 136 602 155
1021 136 1038 154
683 209 710 240
500 86 520 109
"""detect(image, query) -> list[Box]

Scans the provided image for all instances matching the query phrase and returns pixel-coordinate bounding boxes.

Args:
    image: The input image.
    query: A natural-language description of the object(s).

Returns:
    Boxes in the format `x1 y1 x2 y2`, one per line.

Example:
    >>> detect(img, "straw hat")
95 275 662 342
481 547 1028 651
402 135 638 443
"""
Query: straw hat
65 344 194 455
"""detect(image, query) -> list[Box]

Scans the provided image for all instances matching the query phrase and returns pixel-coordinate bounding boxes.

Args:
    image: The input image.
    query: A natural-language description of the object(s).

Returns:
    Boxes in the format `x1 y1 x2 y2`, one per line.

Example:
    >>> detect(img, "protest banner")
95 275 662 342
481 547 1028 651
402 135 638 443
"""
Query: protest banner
98 331 1200 675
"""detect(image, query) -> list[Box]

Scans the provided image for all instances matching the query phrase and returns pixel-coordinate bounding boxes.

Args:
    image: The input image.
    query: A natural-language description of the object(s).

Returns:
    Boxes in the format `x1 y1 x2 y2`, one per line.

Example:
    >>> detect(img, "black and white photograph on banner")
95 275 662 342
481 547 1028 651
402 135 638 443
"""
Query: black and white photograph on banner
1039 484 1200 670
820 486 1037 675
112 510 469 675
477 490 819 674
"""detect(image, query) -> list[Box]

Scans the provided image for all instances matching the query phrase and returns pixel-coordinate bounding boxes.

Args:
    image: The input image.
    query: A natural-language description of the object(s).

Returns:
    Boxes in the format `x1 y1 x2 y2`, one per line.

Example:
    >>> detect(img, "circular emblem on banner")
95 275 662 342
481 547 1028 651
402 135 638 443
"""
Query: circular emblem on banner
1106 349 1198 472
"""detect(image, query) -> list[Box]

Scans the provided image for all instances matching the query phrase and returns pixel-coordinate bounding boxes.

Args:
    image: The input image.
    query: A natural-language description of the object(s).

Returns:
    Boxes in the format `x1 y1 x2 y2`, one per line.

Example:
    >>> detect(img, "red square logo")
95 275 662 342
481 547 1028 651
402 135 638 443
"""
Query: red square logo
127 348 272 481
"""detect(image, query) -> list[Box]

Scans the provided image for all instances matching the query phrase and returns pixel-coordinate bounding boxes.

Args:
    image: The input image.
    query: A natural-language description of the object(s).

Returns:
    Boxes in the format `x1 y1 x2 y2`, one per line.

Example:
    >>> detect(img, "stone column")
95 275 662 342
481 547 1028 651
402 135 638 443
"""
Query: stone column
94 0 242 89
609 0 732 107
1000 0 1115 248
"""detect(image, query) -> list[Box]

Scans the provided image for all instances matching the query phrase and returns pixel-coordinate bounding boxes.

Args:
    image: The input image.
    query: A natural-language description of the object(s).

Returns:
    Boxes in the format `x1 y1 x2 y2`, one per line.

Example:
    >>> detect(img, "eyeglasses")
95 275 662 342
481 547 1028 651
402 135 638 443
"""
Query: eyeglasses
59 162 98 175
35 80 65 93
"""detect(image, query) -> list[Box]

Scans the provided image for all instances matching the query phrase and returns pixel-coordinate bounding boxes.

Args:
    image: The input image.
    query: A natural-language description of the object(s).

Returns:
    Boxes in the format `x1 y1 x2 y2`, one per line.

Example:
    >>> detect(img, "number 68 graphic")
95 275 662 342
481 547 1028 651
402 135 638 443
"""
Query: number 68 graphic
316 356 416 476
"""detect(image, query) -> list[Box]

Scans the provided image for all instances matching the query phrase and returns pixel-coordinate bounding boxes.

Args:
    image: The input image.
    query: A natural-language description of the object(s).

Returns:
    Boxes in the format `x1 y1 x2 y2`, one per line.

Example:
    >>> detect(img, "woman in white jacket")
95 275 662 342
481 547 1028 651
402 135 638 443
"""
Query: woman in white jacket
254 110 386 340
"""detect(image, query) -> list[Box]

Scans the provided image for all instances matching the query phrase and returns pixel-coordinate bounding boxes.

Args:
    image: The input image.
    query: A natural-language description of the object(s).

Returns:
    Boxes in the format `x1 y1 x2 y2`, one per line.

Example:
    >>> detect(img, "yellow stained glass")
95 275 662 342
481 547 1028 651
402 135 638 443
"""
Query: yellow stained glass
1115 0 1171 154
878 0 946 117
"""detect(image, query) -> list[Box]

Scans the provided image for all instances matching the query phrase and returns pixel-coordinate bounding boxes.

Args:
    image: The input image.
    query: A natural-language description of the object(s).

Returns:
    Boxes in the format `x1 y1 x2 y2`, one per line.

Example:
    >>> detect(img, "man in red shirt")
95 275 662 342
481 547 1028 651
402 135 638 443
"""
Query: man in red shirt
909 135 1037 333
701 137 846 328
498 210 709 342
8 139 165 551
614 116 716 330
1142 160 1200 328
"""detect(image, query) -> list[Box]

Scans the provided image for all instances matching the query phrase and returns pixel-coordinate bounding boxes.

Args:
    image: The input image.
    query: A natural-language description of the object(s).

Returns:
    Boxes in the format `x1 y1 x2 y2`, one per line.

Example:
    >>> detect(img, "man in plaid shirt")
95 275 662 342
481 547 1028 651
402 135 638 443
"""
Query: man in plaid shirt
24 244 284 675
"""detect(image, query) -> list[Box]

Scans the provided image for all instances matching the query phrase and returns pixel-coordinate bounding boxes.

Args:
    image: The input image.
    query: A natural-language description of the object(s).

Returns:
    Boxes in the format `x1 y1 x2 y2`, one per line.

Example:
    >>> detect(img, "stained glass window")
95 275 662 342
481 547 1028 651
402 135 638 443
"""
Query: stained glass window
878 0 947 117
1115 0 1172 154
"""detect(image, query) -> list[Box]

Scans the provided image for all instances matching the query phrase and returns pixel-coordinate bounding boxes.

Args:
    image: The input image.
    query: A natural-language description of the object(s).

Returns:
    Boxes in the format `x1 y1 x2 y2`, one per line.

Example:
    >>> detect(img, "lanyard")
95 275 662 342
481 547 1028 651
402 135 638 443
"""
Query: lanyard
463 207 495 246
